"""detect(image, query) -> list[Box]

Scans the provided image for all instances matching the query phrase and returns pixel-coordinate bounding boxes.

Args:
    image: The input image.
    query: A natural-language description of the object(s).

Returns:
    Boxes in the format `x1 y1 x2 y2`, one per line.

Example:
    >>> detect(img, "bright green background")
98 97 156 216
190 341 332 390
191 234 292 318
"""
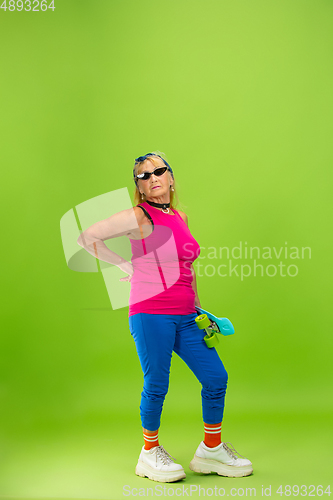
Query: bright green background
1 0 332 499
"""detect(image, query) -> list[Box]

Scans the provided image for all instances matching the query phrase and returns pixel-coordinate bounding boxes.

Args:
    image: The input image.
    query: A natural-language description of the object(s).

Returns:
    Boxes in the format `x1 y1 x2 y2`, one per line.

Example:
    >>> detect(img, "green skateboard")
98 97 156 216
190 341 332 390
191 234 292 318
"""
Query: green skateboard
195 307 235 348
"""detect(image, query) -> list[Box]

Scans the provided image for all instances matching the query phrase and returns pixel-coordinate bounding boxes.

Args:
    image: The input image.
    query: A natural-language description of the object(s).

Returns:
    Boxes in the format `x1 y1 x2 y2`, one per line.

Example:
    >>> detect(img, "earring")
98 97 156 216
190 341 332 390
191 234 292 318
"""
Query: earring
141 192 144 199
170 186 174 191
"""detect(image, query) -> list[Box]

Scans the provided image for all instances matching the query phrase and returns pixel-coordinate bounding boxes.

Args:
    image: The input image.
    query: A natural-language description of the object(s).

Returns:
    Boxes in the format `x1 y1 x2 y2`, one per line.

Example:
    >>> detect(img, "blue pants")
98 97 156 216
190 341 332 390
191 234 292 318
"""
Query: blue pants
129 312 228 431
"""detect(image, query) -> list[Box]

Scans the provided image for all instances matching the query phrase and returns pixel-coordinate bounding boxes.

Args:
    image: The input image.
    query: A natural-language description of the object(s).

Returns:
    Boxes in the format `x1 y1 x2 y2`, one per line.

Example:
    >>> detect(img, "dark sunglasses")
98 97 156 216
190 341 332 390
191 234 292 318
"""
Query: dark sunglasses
136 166 169 181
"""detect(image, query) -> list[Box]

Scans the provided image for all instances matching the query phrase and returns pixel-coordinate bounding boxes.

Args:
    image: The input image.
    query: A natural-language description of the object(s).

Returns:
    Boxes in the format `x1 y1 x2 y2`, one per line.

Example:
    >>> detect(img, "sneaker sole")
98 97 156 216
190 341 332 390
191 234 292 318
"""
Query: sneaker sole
189 455 253 478
135 460 186 483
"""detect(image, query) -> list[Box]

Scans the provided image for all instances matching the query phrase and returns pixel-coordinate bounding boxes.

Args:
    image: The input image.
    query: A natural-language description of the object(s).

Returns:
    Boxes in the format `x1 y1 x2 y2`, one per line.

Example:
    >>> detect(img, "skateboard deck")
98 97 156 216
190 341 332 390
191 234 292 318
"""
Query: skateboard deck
195 307 235 336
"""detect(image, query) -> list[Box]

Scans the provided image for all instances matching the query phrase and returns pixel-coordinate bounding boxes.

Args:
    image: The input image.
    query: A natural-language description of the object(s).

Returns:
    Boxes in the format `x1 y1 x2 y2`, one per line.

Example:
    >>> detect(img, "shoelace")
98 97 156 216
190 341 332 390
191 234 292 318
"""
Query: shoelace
152 445 176 465
222 442 246 460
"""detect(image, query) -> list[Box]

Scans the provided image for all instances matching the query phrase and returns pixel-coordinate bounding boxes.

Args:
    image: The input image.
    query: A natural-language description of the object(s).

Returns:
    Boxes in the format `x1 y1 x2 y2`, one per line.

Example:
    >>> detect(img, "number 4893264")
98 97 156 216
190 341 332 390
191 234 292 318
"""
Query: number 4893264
1 0 55 11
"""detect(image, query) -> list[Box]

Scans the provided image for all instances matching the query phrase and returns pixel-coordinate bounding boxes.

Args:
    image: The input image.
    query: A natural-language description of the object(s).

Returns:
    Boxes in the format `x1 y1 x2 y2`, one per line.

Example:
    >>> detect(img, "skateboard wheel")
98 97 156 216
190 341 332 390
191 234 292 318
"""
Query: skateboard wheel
204 333 219 348
195 314 210 329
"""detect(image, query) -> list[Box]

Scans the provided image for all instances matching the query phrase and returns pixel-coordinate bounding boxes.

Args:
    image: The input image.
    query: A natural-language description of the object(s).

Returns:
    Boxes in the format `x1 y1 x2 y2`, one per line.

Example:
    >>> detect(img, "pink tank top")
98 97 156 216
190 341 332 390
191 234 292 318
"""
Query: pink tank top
128 202 201 316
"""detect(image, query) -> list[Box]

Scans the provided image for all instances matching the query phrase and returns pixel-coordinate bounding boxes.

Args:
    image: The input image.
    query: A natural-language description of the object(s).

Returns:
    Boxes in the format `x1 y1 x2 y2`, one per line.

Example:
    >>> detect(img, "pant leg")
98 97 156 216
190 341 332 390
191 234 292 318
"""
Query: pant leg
129 313 178 431
173 312 228 424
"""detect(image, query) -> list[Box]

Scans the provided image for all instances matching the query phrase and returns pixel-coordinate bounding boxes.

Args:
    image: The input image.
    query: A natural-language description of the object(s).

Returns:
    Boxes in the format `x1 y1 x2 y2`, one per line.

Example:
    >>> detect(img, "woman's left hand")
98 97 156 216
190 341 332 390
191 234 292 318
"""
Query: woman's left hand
118 260 134 282
119 274 132 282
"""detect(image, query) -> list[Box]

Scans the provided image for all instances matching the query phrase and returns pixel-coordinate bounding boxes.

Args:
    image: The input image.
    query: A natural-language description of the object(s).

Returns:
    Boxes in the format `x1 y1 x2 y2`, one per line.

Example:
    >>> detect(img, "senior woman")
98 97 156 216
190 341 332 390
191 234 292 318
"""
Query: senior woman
77 153 252 483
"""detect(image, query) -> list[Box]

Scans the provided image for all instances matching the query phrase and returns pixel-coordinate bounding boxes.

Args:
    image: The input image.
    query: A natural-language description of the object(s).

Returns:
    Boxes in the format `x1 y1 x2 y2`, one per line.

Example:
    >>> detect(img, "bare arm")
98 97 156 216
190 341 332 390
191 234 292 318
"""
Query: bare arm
77 207 140 276
177 210 201 308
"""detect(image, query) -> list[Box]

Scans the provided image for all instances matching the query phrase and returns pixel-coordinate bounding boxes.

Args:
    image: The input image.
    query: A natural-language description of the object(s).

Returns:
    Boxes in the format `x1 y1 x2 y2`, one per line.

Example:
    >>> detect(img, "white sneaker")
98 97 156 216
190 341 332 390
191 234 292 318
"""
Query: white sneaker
189 441 253 478
135 445 186 483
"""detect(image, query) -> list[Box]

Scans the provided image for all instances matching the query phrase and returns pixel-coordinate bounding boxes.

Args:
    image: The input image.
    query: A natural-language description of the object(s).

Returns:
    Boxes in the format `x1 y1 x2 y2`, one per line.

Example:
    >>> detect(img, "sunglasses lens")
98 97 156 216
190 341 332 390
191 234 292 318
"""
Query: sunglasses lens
154 167 168 176
137 172 150 180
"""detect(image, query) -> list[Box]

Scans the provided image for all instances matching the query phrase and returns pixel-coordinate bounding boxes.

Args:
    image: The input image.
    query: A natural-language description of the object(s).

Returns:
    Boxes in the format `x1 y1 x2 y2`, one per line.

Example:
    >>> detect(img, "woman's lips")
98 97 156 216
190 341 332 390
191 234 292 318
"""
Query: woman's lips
152 186 160 189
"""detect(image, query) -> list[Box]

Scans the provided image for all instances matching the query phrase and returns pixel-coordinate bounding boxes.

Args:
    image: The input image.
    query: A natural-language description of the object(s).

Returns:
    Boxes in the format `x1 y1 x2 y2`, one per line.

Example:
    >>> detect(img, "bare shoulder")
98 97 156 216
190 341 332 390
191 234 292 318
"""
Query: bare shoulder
133 205 149 224
176 210 188 225
133 205 145 220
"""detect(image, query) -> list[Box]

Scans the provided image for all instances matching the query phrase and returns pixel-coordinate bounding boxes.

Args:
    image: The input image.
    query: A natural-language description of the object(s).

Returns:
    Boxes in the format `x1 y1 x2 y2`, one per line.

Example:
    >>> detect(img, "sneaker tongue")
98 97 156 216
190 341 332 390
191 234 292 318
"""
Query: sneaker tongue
222 442 245 459
156 445 175 464
222 443 237 459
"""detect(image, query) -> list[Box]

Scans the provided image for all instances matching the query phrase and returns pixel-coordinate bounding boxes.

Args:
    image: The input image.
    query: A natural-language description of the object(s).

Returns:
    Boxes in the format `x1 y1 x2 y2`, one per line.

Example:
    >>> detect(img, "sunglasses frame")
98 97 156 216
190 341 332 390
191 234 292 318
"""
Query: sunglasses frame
136 166 169 181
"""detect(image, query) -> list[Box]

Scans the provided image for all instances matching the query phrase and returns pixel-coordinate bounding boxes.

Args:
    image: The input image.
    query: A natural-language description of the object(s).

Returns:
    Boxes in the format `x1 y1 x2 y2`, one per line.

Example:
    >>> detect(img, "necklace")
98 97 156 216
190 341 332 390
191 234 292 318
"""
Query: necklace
146 200 170 214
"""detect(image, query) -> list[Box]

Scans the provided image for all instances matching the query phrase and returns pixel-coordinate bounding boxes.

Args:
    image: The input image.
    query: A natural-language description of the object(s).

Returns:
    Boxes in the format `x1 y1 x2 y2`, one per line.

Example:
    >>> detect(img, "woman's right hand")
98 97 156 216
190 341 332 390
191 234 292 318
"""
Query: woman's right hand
118 260 134 282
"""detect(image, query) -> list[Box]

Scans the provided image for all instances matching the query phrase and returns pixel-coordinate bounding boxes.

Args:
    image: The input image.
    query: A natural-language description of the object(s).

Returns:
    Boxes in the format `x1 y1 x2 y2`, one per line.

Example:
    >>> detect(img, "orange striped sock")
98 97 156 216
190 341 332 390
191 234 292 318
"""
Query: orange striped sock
204 422 222 448
143 429 159 450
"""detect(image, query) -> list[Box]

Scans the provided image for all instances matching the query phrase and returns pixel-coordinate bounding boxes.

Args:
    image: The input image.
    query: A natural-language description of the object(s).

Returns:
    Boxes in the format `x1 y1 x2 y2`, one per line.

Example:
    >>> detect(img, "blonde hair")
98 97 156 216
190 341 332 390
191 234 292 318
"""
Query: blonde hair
133 151 179 209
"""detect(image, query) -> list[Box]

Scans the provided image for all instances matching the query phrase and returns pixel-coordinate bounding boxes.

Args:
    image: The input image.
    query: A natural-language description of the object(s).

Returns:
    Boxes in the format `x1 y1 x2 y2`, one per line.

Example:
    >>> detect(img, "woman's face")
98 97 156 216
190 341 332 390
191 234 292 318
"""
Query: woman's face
137 158 173 200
